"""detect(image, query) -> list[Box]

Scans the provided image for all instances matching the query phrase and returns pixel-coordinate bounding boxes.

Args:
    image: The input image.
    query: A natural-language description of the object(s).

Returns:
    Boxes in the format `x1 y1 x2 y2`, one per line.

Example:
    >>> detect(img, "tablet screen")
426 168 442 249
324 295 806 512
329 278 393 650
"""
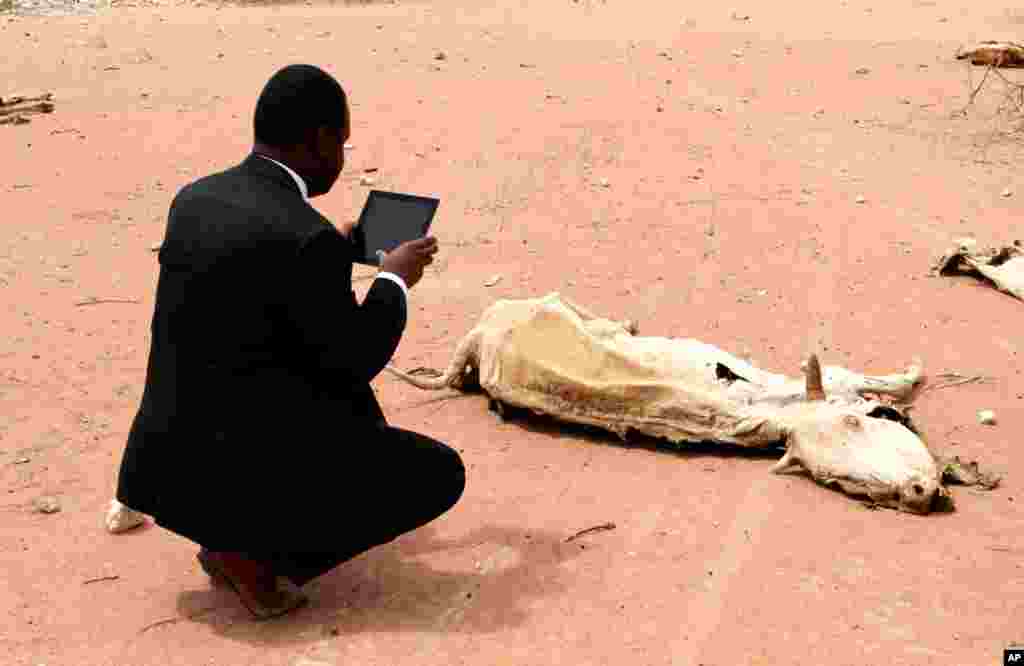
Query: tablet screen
353 190 440 265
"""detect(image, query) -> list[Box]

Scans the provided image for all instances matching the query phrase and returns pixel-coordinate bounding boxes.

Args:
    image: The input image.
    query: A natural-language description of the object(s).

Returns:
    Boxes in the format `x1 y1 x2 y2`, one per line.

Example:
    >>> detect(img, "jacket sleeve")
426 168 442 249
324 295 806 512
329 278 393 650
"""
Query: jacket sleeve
285 225 407 384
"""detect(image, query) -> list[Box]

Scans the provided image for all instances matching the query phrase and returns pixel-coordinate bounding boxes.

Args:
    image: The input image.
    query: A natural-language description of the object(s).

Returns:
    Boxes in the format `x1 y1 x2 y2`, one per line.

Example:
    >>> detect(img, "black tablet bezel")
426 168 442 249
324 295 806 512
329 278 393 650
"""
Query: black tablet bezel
351 190 440 266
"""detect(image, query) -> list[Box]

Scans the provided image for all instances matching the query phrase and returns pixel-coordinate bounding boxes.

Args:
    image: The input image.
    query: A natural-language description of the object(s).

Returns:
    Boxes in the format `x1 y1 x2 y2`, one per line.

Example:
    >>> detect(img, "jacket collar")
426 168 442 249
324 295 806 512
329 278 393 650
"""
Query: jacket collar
240 152 310 201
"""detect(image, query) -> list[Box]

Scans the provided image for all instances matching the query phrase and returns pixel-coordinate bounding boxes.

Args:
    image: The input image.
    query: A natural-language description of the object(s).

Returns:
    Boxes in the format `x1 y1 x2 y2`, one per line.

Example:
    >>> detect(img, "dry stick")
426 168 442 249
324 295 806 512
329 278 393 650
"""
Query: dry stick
961 62 995 114
138 605 223 635
565 522 617 543
82 575 120 585
75 297 140 306
960 60 1024 137
990 66 1024 114
921 374 992 393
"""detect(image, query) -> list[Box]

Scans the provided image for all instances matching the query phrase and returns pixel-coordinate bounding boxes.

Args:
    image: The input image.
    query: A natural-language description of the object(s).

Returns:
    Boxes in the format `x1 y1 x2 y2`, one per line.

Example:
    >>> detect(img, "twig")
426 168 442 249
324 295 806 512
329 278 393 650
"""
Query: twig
74 297 140 306
988 545 1017 553
138 605 222 635
961 62 995 114
83 575 120 585
565 522 616 543
921 374 992 392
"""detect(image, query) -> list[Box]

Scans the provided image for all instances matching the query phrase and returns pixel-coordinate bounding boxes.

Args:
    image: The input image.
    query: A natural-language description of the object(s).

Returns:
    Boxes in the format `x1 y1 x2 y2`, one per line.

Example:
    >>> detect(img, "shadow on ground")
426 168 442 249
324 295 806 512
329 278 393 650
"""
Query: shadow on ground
173 522 589 646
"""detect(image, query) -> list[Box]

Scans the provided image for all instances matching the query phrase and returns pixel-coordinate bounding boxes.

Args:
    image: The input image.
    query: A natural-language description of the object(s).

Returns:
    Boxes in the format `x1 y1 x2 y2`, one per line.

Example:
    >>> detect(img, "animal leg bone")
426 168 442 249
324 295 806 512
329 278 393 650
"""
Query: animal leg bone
561 294 638 334
383 328 483 390
814 359 924 401
847 359 923 399
771 446 802 474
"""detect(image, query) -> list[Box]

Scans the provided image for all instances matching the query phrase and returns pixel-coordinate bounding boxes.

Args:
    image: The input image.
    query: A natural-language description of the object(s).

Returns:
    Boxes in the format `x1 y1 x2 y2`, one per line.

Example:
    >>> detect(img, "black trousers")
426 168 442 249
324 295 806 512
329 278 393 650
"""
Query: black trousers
209 425 465 588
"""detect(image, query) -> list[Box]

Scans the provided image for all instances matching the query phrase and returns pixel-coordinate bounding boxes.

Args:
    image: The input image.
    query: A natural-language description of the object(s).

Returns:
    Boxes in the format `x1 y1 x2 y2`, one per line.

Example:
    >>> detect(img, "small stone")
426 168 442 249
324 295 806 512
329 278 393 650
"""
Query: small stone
484 275 502 287
681 17 697 29
731 49 744 58
33 496 61 514
149 242 161 252
14 456 30 464
855 67 871 75
1002 187 1013 198
598 177 610 188
978 410 996 425
359 175 375 186
84 34 108 49
434 51 446 61
122 48 154 64
855 195 866 204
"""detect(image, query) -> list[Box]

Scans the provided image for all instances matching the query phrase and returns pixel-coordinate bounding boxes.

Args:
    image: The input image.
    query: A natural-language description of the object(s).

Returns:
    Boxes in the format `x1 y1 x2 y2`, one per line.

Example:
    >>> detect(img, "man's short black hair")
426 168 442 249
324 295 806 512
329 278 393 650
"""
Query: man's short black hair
253 64 348 148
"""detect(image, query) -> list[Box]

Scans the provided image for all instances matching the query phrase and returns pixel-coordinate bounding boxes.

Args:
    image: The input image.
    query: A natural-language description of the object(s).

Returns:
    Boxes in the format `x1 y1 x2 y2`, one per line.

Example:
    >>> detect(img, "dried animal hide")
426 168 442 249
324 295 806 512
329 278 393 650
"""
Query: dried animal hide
386 293 953 514
933 238 1024 301
0 92 54 126
956 41 1024 67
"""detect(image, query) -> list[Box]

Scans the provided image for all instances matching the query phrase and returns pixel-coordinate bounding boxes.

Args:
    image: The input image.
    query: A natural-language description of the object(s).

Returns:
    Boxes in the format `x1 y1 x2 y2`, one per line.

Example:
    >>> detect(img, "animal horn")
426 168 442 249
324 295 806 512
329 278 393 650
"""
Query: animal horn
804 353 825 401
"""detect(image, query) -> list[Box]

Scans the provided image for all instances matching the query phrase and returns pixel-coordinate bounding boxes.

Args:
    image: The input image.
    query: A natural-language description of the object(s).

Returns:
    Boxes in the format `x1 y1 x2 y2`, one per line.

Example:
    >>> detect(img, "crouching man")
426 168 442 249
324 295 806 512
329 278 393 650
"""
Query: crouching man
113 64 465 619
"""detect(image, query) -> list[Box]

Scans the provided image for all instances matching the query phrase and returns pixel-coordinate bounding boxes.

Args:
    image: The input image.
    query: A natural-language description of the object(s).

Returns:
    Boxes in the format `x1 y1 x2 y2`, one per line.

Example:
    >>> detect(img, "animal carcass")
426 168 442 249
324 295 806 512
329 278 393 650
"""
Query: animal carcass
385 292 952 514
934 238 1024 301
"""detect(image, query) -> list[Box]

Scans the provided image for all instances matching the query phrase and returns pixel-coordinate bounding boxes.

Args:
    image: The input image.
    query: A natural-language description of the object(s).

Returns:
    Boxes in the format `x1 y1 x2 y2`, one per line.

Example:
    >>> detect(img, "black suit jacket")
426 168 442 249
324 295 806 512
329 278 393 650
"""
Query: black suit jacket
115 154 406 550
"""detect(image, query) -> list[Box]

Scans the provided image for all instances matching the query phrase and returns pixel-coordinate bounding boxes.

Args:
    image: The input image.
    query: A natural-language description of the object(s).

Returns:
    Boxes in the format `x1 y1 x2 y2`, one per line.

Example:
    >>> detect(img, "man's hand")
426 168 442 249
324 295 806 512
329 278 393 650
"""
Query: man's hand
379 236 438 290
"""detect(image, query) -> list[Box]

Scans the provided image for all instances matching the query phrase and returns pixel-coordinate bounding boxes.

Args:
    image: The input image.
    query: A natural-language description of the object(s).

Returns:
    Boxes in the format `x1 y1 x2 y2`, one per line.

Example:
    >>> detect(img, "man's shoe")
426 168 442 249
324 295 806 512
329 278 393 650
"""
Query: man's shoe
198 551 308 620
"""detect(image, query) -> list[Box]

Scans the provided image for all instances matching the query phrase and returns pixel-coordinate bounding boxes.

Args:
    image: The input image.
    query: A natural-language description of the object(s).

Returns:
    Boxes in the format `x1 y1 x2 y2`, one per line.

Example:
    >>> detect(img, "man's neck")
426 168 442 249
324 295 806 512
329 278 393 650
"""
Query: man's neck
252 145 309 200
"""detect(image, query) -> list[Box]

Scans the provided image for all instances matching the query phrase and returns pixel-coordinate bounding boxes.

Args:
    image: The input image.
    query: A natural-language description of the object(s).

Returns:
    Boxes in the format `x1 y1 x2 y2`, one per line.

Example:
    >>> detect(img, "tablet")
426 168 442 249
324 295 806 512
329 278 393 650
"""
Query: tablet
351 190 440 266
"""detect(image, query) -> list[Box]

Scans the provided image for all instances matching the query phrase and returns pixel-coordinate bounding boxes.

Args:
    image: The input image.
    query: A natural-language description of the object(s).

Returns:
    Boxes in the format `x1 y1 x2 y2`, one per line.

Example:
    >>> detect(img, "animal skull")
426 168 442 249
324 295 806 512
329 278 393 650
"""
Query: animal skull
385 292 952 514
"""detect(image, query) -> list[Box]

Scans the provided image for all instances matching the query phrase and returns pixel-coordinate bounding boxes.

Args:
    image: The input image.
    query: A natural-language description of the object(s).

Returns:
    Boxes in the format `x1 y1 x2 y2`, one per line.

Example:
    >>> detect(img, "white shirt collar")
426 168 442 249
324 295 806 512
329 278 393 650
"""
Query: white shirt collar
255 154 309 201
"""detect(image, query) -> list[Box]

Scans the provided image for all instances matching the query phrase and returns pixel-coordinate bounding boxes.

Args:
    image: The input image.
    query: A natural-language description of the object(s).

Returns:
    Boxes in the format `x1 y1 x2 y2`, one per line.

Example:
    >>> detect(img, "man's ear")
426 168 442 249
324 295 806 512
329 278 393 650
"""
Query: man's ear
314 125 340 155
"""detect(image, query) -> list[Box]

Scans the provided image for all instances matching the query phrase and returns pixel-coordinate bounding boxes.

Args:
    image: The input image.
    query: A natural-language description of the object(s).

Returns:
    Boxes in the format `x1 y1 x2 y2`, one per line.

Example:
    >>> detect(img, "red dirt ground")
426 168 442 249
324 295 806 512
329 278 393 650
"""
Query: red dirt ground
2 0 1023 664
